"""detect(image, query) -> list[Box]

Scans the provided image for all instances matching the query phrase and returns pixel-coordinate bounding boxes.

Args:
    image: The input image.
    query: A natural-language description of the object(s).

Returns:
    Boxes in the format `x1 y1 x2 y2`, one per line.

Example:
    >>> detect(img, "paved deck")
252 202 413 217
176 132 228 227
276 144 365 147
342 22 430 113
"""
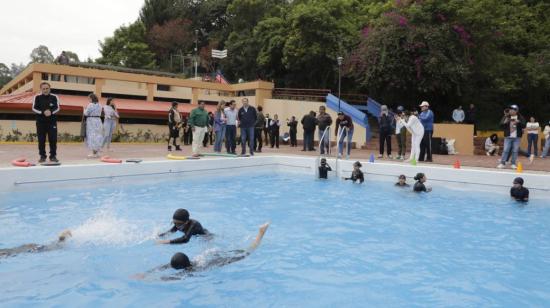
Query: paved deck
1 142 549 174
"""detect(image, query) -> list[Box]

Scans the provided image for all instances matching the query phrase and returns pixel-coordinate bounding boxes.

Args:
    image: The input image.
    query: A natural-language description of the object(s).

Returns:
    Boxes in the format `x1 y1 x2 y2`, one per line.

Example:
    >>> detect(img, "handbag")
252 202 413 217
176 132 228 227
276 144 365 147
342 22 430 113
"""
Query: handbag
80 115 86 138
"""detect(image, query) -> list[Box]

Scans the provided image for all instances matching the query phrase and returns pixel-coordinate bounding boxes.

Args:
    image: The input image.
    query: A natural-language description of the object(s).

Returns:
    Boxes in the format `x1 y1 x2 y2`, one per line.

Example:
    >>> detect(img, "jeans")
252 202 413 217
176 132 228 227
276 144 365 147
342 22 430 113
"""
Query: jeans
338 128 354 156
303 130 314 150
419 130 433 161
527 134 538 156
379 130 392 155
214 125 226 152
500 137 521 165
541 137 550 158
103 118 116 148
36 120 57 158
318 128 330 154
225 125 237 153
240 127 255 155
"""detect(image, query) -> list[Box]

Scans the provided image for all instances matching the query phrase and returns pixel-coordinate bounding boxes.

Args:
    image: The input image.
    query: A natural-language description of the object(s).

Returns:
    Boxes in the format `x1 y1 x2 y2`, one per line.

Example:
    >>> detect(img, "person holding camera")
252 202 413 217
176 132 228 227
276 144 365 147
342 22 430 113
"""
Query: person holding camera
497 105 526 169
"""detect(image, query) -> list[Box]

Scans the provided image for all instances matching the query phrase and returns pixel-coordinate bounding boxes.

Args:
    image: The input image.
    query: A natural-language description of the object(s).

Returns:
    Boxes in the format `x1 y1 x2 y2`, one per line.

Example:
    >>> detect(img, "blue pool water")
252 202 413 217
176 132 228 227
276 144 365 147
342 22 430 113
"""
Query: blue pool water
1 172 549 307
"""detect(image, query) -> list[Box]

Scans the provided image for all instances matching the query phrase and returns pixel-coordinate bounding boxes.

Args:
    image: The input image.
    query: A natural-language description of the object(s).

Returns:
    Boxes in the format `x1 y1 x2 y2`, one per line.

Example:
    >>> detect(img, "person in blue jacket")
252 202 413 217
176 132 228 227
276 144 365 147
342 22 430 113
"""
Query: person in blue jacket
418 101 434 162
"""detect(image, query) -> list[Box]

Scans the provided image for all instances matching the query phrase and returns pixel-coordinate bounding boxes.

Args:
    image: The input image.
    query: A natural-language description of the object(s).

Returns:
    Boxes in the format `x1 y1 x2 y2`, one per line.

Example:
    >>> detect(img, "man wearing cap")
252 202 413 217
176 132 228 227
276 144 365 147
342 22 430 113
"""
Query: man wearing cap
418 101 434 162
497 105 525 169
510 177 529 202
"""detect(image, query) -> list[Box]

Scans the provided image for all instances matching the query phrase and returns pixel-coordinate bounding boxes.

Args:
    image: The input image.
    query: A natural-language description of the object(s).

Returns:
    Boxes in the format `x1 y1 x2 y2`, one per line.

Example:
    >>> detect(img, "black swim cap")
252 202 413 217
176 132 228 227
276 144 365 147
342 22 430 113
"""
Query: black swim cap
173 209 189 222
354 161 362 168
414 173 425 181
170 252 191 269
513 177 524 185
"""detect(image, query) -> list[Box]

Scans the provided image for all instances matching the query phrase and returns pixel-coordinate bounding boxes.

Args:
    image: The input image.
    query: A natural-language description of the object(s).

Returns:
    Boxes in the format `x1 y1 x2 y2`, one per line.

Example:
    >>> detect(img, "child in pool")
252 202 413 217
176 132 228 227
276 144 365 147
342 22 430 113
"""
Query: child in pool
342 161 364 183
0 230 72 258
395 174 409 187
157 209 210 244
413 173 431 192
318 158 332 179
510 177 529 202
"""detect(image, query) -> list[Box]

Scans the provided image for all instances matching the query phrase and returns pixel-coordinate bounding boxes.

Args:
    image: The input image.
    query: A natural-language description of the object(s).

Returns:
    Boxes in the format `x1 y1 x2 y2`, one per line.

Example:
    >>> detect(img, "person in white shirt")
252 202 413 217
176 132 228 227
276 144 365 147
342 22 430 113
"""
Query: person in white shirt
484 133 500 156
102 98 120 151
396 110 424 162
541 121 550 158
526 116 540 158
452 106 465 123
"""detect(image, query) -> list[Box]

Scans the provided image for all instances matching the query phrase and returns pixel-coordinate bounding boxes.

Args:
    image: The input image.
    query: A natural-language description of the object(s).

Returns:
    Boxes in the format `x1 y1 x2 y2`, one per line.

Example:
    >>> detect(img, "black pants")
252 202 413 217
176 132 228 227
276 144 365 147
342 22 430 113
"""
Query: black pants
290 129 297 146
379 130 392 155
36 120 57 158
254 128 263 151
225 125 237 153
303 130 314 150
168 124 180 146
270 130 279 148
183 129 192 145
203 131 212 147
263 128 270 145
419 130 433 161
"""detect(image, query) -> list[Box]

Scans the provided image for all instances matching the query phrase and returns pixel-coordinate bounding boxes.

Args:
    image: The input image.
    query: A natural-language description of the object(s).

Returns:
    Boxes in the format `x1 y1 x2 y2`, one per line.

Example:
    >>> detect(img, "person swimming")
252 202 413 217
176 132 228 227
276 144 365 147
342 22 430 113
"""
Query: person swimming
157 209 209 244
134 222 270 280
510 177 529 202
395 174 409 187
0 230 72 258
413 173 432 192
318 158 332 179
342 161 364 183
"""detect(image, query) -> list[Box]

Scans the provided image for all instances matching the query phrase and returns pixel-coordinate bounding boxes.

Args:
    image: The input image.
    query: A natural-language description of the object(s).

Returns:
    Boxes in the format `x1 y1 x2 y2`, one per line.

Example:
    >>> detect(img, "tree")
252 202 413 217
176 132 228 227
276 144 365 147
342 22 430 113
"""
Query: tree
0 63 12 88
96 21 157 69
10 63 26 77
147 18 194 67
63 51 80 63
29 45 54 64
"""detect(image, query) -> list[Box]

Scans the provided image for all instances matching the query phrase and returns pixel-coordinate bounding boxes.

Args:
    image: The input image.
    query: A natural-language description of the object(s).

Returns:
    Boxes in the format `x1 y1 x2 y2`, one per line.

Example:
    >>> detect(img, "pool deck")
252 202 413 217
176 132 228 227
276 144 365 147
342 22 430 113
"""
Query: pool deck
1 142 550 174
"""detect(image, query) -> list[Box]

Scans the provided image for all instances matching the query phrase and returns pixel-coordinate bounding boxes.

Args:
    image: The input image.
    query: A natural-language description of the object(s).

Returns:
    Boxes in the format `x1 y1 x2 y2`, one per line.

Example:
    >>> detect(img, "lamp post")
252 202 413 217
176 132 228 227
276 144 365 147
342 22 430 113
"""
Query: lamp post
194 30 199 79
337 56 343 112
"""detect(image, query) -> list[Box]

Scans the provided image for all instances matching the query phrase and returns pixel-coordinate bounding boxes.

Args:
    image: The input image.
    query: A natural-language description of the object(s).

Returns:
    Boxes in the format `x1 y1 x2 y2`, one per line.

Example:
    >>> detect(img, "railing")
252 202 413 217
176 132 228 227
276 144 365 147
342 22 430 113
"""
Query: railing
273 88 331 102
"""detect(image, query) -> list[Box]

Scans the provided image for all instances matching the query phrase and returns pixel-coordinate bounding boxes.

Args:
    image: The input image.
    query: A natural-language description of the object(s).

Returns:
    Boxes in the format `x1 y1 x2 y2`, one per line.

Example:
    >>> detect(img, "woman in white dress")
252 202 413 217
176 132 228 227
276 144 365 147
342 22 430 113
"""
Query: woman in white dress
84 93 103 158
102 98 119 150
396 110 424 162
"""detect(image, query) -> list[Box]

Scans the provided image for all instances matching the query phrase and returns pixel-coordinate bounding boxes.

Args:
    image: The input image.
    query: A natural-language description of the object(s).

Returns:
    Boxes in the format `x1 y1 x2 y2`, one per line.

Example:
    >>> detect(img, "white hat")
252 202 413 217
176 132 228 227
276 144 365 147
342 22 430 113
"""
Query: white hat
419 101 430 107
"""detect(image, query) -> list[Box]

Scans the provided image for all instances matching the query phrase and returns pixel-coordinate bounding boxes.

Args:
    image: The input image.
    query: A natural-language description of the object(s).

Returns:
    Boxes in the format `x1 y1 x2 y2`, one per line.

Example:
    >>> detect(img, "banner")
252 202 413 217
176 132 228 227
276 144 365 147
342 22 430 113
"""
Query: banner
211 49 228 59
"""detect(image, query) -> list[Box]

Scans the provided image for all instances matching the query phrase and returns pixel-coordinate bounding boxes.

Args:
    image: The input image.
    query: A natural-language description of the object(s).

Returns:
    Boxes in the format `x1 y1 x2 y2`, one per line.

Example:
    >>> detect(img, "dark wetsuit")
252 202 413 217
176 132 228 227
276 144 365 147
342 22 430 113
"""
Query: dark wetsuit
510 187 529 202
344 170 364 183
160 250 250 280
0 242 63 258
413 181 427 192
395 182 410 187
162 219 208 244
319 165 332 179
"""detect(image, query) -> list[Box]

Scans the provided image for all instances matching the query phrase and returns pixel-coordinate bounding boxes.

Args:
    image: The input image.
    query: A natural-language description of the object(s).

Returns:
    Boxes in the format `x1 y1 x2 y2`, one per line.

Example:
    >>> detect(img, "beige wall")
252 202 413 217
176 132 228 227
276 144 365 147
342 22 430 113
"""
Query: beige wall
433 123 474 155
262 99 367 146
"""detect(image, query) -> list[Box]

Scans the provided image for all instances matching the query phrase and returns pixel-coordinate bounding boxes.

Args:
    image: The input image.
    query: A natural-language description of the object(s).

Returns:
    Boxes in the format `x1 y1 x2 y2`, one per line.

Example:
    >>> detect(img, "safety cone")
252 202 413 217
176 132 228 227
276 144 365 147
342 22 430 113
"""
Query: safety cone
410 158 417 166
369 153 375 163
516 162 523 173
453 159 461 169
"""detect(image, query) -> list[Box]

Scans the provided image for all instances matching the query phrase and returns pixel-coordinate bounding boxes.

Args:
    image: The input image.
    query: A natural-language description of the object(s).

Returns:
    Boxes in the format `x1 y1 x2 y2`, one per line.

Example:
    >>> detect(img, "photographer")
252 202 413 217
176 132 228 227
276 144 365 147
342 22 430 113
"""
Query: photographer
497 105 525 169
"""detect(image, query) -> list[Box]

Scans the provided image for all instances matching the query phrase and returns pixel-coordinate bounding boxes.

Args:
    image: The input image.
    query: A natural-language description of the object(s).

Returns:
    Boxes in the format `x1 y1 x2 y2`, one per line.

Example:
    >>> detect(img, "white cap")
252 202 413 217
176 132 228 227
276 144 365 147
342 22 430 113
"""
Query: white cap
419 101 430 107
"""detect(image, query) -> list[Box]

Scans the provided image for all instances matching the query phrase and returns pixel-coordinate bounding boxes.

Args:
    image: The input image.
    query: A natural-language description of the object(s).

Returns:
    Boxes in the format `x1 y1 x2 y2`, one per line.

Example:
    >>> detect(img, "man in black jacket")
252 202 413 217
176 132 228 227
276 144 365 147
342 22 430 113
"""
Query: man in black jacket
32 82 60 163
497 105 526 169
301 111 317 151
237 98 257 155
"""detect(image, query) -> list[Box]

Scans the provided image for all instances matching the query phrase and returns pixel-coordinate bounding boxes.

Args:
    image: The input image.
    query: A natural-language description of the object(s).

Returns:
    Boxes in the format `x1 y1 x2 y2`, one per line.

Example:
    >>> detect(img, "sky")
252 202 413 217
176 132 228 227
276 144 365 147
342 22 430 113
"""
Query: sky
0 0 144 65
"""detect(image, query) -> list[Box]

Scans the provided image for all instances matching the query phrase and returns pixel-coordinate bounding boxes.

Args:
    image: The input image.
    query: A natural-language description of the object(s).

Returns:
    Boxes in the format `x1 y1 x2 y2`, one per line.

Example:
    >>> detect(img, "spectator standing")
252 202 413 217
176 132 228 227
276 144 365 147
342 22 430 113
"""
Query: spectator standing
378 105 394 159
264 113 271 146
317 106 333 155
335 112 354 159
418 101 434 162
497 105 526 169
452 106 465 123
254 106 266 152
237 98 257 155
189 101 210 157
301 111 317 151
541 121 550 158
466 103 477 136
269 114 281 148
484 133 500 156
526 116 540 158
287 116 298 147
32 82 60 163
202 112 214 147
167 102 182 151
395 106 407 160
224 100 238 154
102 98 119 151
83 93 103 158
213 101 227 153
396 110 424 162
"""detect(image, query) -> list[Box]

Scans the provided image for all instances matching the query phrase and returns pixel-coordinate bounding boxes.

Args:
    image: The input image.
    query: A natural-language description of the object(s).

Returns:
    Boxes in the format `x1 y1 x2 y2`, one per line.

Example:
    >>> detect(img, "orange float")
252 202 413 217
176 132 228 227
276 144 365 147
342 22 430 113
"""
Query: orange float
11 158 34 167
100 156 122 163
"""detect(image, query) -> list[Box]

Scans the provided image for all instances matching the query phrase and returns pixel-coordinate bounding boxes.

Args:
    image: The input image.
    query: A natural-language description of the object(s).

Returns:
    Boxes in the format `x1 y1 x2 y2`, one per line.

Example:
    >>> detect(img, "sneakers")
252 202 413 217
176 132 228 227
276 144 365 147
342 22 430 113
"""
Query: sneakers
511 164 517 170
529 154 534 163
49 156 59 163
388 155 393 159
175 145 182 151
39 157 47 163
486 152 491 156
168 145 172 151
497 163 505 169
377 154 383 159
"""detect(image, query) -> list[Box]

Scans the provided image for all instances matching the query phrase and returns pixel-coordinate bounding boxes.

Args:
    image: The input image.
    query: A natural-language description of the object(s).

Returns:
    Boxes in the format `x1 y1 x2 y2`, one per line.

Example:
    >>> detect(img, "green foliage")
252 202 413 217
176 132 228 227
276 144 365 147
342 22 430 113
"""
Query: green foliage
63 51 80 63
97 21 157 69
0 63 11 88
29 45 54 64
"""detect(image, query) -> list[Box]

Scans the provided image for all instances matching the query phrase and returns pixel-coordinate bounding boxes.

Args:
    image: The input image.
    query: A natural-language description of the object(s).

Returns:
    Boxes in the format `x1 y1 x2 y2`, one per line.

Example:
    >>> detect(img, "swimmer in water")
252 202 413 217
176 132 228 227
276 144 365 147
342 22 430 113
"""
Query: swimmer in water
413 173 432 192
157 209 209 244
134 222 269 280
342 161 364 183
510 177 529 202
0 230 72 258
395 174 409 187
318 158 332 179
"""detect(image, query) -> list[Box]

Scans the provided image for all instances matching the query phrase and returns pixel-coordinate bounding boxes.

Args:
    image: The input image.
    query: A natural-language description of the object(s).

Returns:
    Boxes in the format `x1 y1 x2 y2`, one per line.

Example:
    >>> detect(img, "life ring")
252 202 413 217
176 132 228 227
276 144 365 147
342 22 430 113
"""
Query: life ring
11 158 34 167
101 156 122 163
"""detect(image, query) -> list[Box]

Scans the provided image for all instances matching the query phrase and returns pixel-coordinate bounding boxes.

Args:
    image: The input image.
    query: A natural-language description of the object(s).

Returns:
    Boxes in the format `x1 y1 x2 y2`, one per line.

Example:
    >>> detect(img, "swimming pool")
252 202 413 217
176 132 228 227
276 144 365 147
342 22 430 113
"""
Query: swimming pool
1 168 549 307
